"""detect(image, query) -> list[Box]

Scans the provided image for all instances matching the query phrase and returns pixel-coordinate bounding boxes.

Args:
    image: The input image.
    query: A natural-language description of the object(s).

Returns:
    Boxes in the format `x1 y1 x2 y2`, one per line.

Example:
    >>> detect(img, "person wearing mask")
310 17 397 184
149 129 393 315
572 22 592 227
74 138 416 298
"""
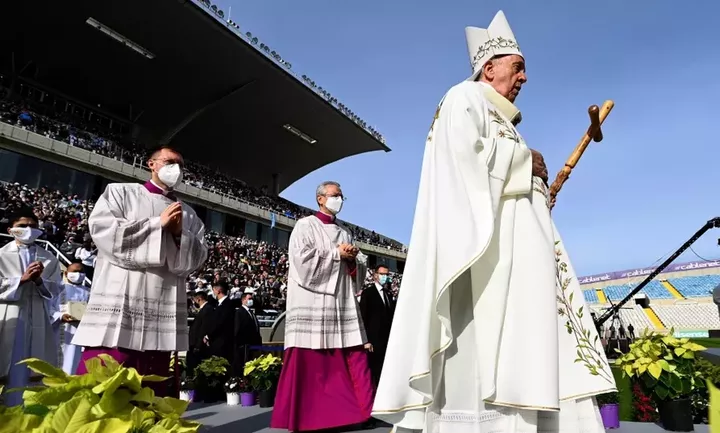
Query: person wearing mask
359 265 396 388
372 11 614 433
271 181 373 433
74 239 97 280
0 208 64 406
204 281 235 365
48 262 90 374
72 146 208 395
187 291 211 373
233 288 262 374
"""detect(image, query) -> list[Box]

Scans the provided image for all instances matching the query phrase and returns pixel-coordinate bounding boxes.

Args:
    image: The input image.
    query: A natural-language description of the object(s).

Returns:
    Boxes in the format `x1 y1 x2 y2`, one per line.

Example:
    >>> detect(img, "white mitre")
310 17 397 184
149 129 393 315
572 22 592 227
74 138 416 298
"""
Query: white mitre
465 10 523 81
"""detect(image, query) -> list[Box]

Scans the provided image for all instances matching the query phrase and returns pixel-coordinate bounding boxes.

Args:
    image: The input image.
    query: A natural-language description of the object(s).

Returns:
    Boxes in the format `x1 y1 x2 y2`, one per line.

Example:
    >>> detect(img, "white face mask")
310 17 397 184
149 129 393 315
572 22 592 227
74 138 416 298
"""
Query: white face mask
9 227 43 245
246 299 254 307
325 196 343 215
67 272 85 284
157 163 183 189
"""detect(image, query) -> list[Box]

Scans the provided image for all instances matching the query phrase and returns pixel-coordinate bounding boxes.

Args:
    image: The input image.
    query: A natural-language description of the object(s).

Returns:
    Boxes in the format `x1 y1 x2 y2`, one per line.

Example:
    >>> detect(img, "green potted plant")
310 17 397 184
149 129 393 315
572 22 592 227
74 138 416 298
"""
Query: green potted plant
596 391 620 429
0 356 200 432
195 356 231 403
244 354 282 407
615 330 706 432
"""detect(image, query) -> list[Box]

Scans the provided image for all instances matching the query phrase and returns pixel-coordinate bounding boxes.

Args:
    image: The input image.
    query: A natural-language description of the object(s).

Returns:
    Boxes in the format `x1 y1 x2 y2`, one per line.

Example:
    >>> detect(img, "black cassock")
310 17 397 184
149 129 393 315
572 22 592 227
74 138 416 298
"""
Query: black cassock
359 283 396 387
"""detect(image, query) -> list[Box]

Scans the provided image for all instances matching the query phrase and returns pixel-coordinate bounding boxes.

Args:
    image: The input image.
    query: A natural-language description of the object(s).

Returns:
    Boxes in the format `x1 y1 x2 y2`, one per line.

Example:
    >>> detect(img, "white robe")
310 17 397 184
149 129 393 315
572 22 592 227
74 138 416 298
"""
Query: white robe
48 282 91 374
371 81 616 433
0 242 63 406
72 183 208 352
284 215 368 349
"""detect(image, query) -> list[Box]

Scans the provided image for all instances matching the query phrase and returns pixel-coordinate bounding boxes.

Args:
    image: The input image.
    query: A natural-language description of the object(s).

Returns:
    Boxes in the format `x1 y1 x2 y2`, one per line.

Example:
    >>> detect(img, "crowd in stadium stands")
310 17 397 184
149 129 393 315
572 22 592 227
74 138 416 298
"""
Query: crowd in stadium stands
0 182 403 314
0 89 405 252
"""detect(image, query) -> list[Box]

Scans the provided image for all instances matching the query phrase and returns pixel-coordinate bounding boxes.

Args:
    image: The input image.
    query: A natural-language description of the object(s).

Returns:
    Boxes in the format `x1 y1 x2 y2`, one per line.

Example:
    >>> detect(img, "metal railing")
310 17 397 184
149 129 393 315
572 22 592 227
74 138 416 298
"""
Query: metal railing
0 233 93 287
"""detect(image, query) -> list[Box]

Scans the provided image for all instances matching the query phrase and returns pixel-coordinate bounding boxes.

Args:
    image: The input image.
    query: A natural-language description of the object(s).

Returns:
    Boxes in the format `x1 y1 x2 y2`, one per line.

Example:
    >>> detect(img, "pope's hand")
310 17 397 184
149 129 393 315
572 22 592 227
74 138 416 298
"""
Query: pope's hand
531 149 549 184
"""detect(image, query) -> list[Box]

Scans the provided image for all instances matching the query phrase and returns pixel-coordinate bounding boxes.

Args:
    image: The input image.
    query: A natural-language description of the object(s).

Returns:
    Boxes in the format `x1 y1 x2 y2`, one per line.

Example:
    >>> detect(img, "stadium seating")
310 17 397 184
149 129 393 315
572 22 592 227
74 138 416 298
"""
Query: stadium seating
641 280 674 299
590 305 656 332
583 290 599 303
668 275 720 298
652 303 720 330
602 285 632 302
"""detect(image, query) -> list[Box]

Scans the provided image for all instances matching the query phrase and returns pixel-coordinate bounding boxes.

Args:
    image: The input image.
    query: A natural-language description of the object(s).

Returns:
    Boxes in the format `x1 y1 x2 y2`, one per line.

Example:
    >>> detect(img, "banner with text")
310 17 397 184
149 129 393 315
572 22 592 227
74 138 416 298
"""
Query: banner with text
579 260 720 285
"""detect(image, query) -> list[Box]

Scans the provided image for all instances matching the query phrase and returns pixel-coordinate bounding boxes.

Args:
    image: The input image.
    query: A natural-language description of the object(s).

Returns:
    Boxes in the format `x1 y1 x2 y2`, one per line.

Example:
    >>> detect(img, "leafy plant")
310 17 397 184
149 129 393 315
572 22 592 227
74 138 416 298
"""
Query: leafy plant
0 355 200 432
615 329 706 402
195 356 230 390
596 391 619 406
224 377 251 394
631 381 658 422
244 354 282 392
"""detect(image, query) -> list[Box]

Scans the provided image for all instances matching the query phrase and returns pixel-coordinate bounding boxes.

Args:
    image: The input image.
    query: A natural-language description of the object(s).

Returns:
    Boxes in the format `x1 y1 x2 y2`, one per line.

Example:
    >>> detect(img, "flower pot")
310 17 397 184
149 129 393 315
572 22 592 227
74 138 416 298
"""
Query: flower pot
241 392 256 407
258 388 276 408
179 390 195 402
658 398 694 432
226 392 241 406
599 404 620 429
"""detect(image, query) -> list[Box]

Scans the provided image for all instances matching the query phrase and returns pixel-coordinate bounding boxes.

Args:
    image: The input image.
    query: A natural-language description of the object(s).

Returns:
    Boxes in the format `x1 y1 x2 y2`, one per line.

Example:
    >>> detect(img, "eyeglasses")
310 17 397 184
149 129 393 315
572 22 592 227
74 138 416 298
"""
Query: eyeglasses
153 158 185 169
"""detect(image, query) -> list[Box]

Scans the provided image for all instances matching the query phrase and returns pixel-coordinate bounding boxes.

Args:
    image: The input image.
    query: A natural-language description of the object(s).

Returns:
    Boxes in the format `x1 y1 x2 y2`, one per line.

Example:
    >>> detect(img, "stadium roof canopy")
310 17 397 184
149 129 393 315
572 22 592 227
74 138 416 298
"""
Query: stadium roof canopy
1 0 390 192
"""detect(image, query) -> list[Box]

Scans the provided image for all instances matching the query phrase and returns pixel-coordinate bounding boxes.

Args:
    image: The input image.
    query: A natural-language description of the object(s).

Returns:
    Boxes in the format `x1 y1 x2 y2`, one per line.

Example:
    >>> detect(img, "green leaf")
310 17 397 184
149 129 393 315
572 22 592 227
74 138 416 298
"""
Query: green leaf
73 418 133 433
18 358 68 379
132 387 155 404
96 387 133 418
50 395 95 433
142 375 170 383
96 354 122 374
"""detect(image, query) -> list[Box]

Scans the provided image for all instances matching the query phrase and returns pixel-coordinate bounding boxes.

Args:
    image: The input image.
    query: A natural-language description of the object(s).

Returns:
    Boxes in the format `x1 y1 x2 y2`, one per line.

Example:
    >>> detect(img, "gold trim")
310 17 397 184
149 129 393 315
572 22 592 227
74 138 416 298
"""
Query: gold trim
559 388 618 403
487 399 559 412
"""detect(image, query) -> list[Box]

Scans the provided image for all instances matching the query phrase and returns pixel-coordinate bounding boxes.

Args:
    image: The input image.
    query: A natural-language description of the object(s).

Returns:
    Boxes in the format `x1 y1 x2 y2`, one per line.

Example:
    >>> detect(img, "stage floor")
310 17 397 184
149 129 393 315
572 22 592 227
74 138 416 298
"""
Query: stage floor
185 403 709 432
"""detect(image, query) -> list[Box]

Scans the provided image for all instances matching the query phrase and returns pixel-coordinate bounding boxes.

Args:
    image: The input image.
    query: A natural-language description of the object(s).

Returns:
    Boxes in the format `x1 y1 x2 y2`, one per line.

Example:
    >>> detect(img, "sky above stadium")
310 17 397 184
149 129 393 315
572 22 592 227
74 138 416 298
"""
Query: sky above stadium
222 0 720 276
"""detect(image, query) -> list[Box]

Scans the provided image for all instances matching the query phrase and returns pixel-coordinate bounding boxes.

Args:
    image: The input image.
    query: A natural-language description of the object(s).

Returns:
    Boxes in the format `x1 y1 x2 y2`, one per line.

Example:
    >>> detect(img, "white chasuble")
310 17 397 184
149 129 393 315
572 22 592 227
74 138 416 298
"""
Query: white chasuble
0 242 63 406
371 81 615 433
72 183 208 352
284 215 367 349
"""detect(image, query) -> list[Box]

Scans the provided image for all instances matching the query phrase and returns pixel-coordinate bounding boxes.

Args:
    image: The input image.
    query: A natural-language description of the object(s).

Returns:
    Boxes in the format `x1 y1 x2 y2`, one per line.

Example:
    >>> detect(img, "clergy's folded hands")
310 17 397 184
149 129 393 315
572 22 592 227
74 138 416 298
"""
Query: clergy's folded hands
338 243 358 260
160 202 183 237
20 261 43 284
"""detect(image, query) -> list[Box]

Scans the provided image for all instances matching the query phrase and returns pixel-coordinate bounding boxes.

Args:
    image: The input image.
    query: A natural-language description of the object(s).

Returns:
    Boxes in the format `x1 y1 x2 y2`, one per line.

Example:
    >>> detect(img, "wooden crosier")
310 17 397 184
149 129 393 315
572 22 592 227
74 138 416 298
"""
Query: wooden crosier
548 100 614 209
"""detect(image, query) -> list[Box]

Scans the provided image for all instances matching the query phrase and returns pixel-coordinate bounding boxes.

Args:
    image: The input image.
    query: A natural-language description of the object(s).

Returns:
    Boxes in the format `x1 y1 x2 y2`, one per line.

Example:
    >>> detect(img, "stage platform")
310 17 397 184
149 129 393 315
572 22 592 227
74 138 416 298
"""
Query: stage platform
184 403 709 432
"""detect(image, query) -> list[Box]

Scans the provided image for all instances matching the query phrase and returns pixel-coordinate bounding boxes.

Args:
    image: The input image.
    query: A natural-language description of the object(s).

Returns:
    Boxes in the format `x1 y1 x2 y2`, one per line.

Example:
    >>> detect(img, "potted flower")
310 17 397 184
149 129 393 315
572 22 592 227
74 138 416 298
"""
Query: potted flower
232 376 256 407
244 354 283 407
596 391 620 429
615 329 706 432
180 375 196 402
224 377 243 406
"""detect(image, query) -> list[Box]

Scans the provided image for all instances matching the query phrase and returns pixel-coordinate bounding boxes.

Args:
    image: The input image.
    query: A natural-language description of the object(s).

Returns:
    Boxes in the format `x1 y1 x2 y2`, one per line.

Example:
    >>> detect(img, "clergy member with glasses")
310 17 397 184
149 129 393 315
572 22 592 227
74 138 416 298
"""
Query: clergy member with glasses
0 208 64 406
271 181 374 433
72 146 208 396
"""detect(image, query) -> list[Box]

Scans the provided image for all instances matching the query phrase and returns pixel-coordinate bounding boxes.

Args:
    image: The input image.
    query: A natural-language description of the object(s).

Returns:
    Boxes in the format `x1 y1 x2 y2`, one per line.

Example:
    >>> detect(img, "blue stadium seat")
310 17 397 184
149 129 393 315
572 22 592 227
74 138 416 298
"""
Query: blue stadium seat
583 290 599 303
601 281 673 301
668 275 720 298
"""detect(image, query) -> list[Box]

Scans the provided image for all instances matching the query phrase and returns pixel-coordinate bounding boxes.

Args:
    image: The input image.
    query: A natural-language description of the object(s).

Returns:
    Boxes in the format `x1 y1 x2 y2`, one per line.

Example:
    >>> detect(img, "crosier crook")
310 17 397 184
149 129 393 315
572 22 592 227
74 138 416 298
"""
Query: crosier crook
548 100 615 210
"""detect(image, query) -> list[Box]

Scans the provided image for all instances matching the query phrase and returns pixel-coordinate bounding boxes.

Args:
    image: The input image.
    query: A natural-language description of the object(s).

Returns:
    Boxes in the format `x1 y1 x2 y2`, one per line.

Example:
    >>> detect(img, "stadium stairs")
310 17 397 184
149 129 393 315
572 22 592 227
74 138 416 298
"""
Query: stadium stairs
643 307 666 329
596 289 608 304
660 280 685 299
